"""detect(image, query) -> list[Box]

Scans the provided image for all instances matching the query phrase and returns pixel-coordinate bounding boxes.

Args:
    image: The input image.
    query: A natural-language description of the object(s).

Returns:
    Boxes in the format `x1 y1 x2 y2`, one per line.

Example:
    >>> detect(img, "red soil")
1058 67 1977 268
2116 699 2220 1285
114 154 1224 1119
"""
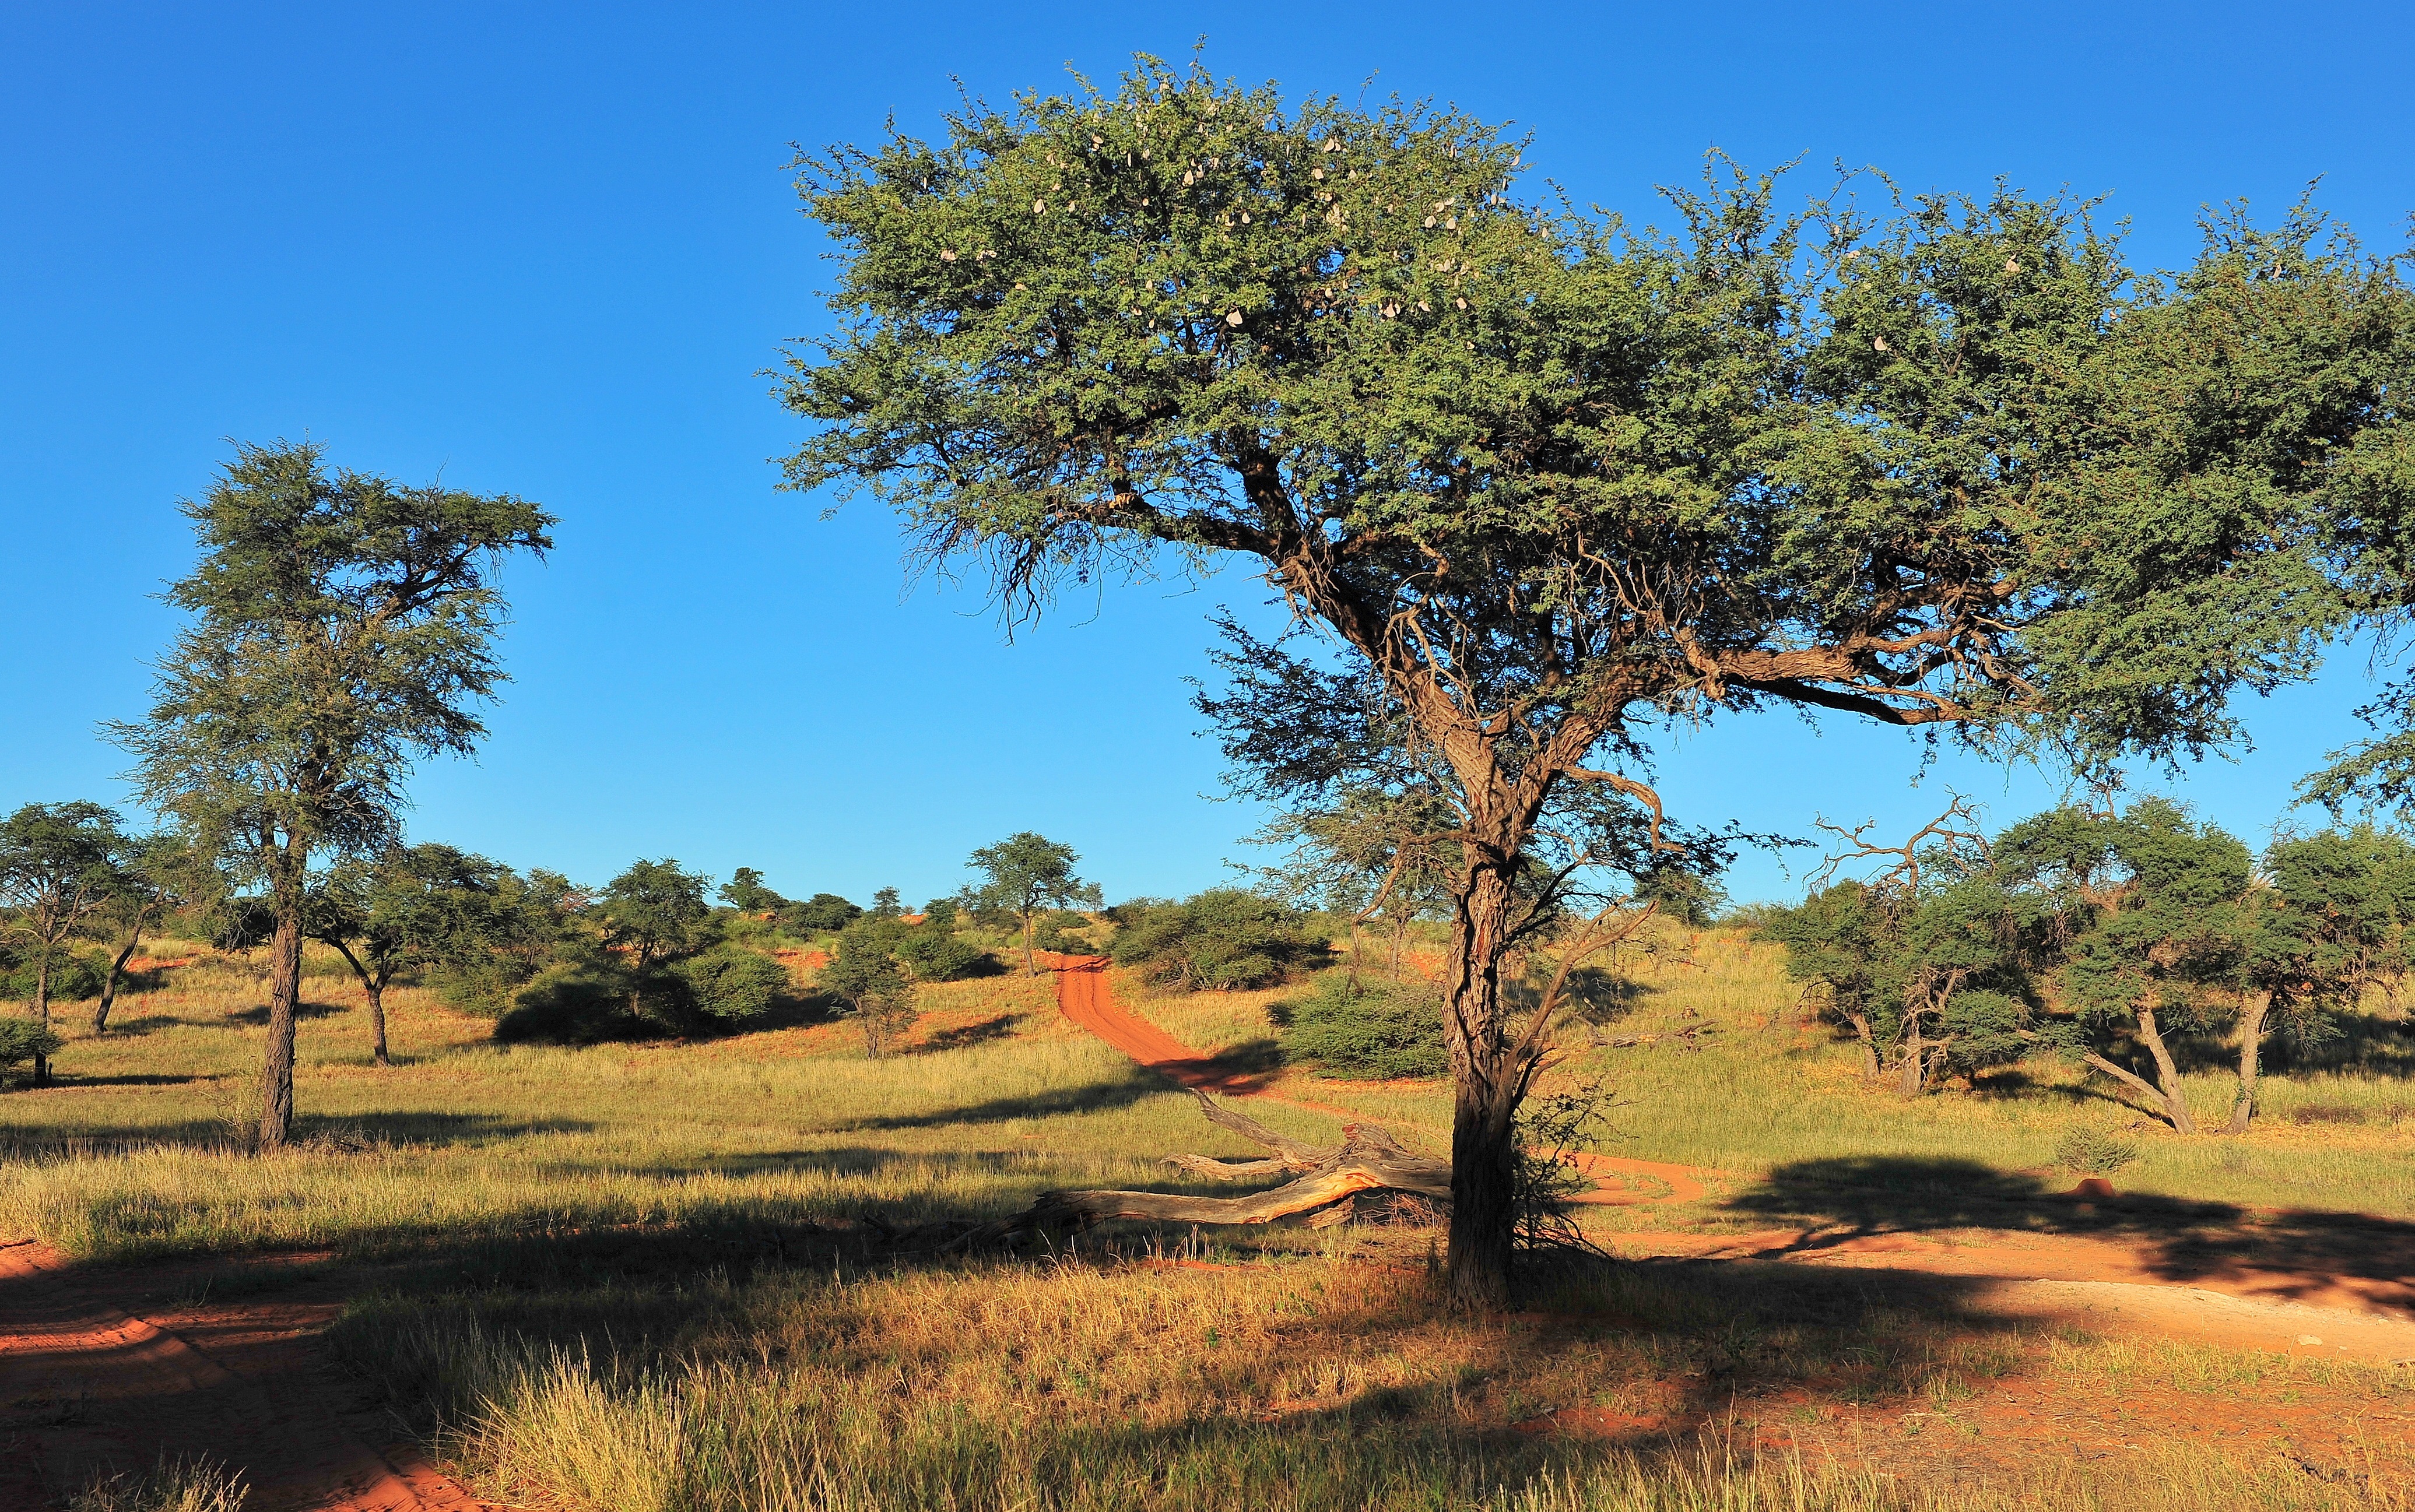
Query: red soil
0 1240 494 1511
1037 956 2415 1362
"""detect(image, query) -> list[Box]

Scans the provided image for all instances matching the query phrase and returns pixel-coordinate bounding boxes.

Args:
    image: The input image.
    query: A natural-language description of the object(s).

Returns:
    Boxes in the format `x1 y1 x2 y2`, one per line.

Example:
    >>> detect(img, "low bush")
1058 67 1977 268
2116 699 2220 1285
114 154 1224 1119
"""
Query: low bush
1110 889 1326 990
494 964 645 1045
671 948 793 1022
780 892 863 934
2052 1126 2141 1177
1279 972 1447 1079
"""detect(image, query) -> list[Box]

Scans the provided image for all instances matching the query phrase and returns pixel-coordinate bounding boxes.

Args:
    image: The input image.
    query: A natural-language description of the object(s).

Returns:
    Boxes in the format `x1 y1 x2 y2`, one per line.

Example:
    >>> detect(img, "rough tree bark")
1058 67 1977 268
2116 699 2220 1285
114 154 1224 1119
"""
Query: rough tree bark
2130 1004 2199 1135
2226 991 2272 1135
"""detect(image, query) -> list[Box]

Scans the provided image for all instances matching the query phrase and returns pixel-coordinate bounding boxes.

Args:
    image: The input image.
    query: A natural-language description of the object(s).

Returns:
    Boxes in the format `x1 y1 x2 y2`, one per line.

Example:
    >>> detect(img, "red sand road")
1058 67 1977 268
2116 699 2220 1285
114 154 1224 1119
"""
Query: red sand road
1037 955 2415 1361
0 1240 496 1511
1040 954 1718 1205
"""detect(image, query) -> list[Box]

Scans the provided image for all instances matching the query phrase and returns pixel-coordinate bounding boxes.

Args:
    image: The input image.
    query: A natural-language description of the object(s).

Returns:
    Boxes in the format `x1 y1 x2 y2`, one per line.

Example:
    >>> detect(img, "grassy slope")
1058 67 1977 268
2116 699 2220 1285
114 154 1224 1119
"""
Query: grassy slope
5 937 2414 1510
1144 927 2415 1222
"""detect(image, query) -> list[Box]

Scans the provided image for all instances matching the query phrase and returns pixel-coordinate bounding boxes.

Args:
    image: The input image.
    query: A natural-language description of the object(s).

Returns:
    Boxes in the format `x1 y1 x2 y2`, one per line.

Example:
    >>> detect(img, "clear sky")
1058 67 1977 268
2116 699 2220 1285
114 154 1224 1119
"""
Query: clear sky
3 2 2411 907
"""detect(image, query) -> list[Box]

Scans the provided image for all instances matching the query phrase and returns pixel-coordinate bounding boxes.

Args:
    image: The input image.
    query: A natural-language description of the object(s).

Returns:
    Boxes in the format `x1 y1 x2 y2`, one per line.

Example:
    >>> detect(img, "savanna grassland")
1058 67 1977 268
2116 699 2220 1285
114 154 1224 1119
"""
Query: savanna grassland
6 924 2415 1511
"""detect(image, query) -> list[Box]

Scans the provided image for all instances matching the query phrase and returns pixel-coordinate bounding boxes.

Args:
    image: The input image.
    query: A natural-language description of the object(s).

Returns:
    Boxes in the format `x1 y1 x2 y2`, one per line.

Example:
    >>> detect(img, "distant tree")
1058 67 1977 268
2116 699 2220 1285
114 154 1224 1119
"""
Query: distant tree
90 830 219 1034
720 867 788 914
782 61 2412 1303
1758 799 2027 1093
781 892 862 933
1995 801 2255 1134
1111 889 1327 991
2232 827 2415 1130
964 833 1101 974
599 859 711 1021
309 843 511 1065
0 801 130 1084
822 915 918 1057
110 440 550 1148
869 885 904 920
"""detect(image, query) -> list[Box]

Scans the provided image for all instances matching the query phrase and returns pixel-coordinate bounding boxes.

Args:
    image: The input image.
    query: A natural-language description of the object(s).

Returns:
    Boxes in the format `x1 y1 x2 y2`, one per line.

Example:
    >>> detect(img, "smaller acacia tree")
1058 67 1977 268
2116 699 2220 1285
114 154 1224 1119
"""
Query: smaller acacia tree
310 843 510 1065
599 859 712 1021
1996 801 2254 1135
721 868 788 915
0 801 129 1082
966 833 1101 973
90 830 217 1034
2233 827 2415 1131
1759 800 2028 1093
823 915 918 1057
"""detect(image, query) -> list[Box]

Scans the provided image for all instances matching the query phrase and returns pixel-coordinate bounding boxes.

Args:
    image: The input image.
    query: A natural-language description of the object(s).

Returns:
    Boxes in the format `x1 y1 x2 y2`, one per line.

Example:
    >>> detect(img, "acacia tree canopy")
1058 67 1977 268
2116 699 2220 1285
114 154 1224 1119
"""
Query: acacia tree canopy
781 59 2414 1306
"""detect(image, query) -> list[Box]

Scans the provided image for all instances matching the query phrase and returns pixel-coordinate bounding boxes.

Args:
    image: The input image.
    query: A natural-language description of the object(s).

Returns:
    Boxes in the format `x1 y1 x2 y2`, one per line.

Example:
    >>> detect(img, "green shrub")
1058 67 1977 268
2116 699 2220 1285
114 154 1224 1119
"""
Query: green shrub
2052 1126 2141 1177
671 948 792 1022
494 964 644 1044
0 1018 65 1083
0 950 106 1004
1030 909 1103 956
897 926 987 982
1110 889 1327 990
1279 973 1447 1079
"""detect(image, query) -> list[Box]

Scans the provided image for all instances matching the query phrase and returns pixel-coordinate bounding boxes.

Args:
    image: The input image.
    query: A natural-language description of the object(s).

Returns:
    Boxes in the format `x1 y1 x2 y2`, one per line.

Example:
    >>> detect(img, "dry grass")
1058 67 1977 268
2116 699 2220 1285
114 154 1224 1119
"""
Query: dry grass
9 936 2415 1509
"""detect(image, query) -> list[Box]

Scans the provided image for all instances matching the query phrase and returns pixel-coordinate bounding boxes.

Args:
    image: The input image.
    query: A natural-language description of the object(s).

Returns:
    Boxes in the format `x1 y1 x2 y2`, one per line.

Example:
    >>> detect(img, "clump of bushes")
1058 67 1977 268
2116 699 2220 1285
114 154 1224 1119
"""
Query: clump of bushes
1111 890 1327 990
672 947 794 1022
1279 973 1447 1080
0 950 106 1004
2052 1126 2140 1177
494 965 642 1044
0 1019 64 1085
1030 909 1104 956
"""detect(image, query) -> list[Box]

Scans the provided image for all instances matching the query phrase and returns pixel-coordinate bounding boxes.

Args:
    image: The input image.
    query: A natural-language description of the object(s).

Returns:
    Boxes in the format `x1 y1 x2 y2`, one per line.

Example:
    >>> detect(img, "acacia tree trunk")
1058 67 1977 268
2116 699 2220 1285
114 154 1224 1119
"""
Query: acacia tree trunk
1896 1013 1926 1098
93 917 149 1035
2226 991 2271 1135
31 950 53 1086
261 897 303 1150
1846 1011 1878 1078
2131 1004 2198 1135
1022 908 1037 974
328 941 391 1067
1439 844 1524 1311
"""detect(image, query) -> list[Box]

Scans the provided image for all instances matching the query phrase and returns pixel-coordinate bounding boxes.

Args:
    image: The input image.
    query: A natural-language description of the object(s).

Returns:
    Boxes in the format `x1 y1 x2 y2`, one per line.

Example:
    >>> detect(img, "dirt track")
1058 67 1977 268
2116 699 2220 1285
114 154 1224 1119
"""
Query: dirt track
1040 955 2415 1363
0 1240 493 1510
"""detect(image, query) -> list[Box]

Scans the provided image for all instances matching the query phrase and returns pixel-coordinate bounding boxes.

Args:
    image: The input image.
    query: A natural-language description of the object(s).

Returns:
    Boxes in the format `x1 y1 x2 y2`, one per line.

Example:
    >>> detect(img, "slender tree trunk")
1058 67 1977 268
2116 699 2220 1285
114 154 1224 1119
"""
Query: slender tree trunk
366 977 390 1066
1023 910 1037 975
329 941 391 1067
94 919 148 1034
261 905 303 1149
2226 991 2271 1135
1440 850 1522 1311
1847 1011 1878 1077
1896 1014 1925 1097
31 950 53 1086
2132 1004 2198 1135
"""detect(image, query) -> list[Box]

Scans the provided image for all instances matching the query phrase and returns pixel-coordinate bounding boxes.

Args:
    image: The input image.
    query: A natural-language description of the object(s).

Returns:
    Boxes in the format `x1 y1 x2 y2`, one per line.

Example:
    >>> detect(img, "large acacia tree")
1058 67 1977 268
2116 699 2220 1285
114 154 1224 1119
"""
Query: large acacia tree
780 61 2414 1306
114 441 551 1148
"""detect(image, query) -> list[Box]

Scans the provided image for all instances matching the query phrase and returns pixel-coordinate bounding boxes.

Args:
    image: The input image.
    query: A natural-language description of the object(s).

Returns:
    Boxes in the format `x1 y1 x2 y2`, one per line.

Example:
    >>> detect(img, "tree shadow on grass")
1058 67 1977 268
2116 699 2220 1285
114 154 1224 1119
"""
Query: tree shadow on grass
914 1014 1022 1053
0 1110 599 1160
841 1066 1170 1130
227 1000 349 1025
1723 1155 2415 1314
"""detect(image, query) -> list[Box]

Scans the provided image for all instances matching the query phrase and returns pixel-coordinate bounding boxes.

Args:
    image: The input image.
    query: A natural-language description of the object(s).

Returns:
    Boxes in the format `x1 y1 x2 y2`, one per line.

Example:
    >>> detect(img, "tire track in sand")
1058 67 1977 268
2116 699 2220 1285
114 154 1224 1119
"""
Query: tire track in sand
1038 954 1712 1206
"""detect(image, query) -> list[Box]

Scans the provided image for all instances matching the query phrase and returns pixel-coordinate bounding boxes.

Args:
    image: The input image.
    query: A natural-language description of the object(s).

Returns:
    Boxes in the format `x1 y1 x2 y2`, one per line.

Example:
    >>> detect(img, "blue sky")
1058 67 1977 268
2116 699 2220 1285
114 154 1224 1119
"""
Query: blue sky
3 2 2410 906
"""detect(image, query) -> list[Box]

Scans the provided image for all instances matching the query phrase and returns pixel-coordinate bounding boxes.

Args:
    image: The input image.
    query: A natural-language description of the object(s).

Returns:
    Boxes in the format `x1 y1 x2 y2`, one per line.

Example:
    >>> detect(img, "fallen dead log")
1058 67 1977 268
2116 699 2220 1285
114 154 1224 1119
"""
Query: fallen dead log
949 1089 1450 1247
